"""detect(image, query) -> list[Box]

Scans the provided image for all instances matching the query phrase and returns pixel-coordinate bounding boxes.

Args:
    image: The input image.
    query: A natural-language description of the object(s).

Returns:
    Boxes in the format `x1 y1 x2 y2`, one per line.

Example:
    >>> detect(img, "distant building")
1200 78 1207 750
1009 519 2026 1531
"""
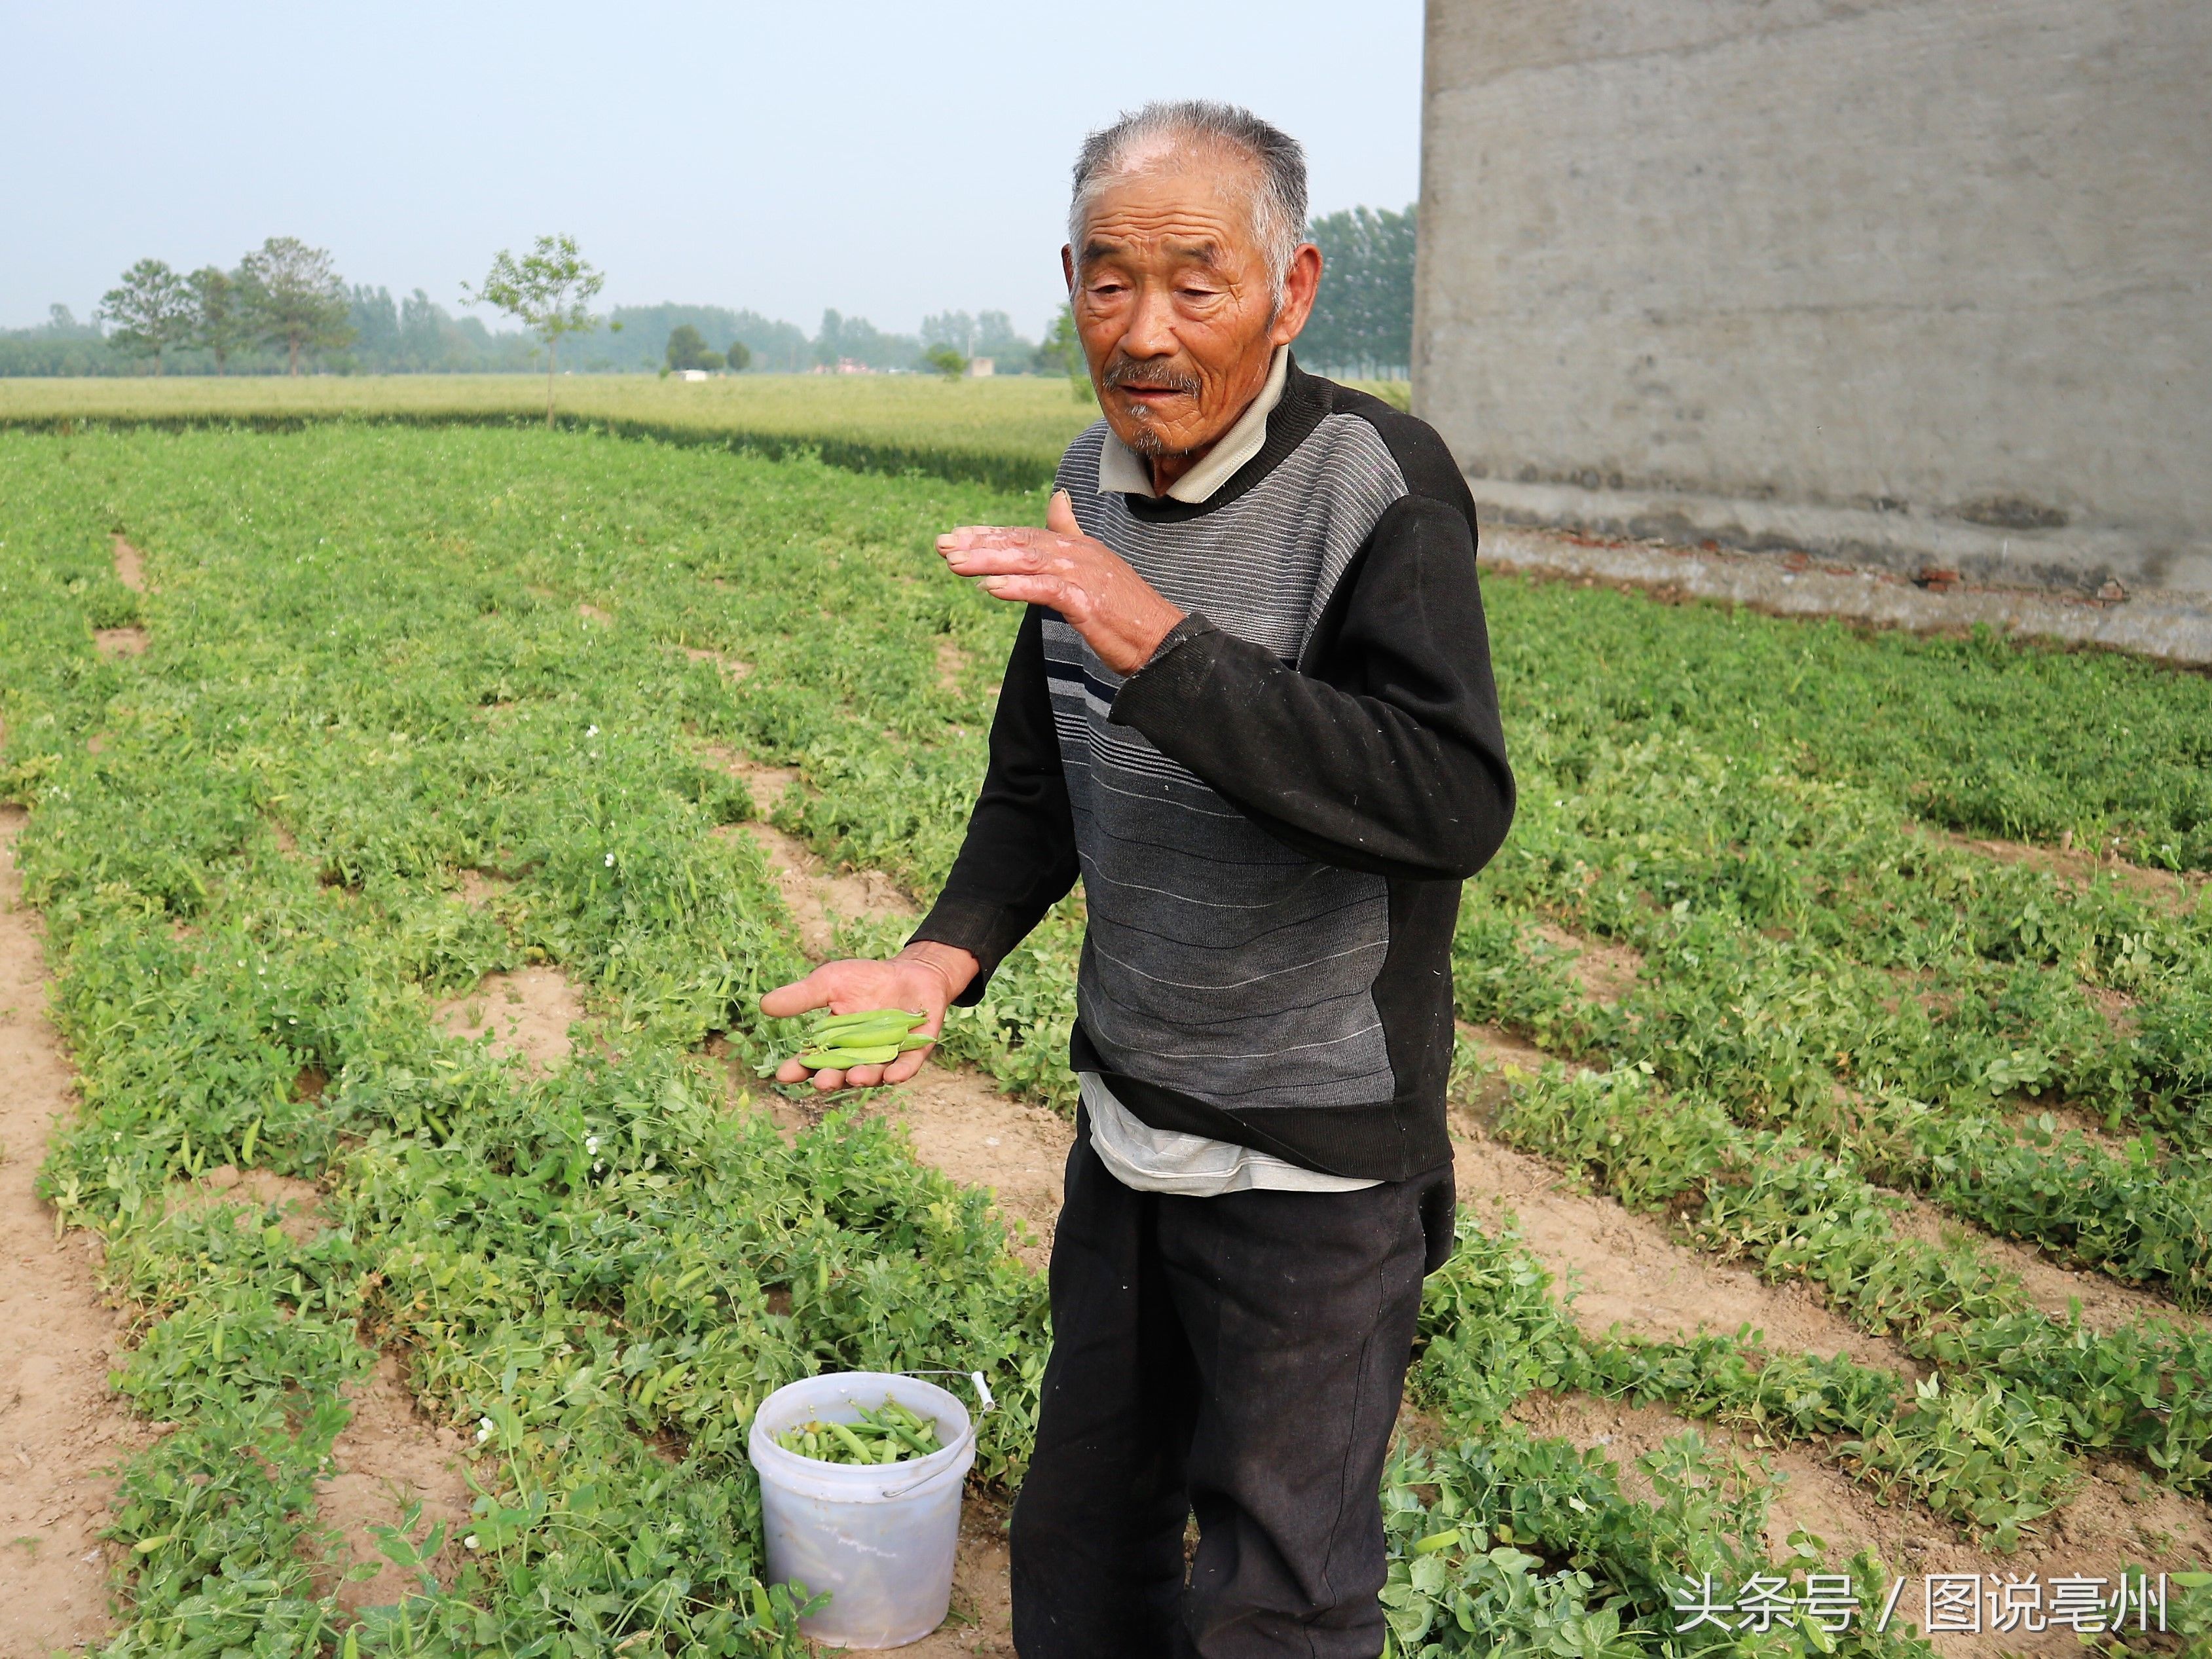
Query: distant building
1415 0 2211 597
675 369 710 383
968 357 995 377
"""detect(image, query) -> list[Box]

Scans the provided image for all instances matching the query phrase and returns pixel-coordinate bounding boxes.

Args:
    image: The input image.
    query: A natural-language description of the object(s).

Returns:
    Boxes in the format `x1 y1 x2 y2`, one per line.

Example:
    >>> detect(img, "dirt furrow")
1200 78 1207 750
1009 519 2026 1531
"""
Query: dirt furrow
0 808 143 1658
1889 1192 2207 1336
111 536 146 594
1497 1389 2207 1659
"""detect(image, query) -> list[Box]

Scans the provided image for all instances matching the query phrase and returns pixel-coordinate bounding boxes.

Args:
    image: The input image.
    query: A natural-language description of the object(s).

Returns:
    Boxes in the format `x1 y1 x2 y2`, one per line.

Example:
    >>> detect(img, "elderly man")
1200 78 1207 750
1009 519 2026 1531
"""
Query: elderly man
762 101 1514 1657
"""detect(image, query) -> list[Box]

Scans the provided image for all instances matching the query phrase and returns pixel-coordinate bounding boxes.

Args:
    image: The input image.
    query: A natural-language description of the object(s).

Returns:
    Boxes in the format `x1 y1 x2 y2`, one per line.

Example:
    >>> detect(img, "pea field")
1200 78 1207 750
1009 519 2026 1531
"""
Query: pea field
3 406 2211 1659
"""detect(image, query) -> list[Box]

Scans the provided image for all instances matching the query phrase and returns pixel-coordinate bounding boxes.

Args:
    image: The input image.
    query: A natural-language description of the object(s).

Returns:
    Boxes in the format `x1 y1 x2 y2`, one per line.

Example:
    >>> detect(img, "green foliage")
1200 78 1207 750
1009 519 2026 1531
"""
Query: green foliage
667 324 720 373
96 259 196 375
466 233 612 422
0 374 1092 495
923 345 967 381
238 236 356 377
186 265 248 373
726 338 752 373
1300 204 1415 378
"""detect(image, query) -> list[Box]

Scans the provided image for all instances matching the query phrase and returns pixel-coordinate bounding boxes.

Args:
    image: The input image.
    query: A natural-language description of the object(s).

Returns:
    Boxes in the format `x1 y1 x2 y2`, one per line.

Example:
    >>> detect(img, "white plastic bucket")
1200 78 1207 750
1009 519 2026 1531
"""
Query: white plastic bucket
748 1372 976 1649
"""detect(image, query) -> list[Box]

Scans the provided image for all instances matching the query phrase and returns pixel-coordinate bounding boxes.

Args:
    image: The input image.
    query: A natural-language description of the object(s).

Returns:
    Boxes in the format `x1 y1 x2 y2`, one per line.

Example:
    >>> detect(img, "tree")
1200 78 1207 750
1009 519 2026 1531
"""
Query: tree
187 266 248 373
725 338 751 373
96 259 194 375
1033 302 1094 401
466 234 612 425
1297 206 1416 379
238 238 355 376
923 344 967 380
665 323 718 372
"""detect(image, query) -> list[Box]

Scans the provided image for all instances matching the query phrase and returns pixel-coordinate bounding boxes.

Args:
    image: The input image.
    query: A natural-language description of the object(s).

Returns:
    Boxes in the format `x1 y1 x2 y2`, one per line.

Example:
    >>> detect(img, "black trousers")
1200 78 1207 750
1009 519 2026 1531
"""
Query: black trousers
1009 1122 1455 1659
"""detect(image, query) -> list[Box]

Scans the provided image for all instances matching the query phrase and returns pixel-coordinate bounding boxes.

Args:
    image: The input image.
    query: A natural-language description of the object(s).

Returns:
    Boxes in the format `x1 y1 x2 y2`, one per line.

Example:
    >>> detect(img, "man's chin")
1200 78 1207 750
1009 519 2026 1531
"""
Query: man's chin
1109 407 1202 461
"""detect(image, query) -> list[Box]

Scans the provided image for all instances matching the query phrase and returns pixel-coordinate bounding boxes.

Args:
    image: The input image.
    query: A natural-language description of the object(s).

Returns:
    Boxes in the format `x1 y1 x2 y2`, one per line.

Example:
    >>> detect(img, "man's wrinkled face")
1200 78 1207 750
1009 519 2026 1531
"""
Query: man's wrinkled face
1066 159 1313 462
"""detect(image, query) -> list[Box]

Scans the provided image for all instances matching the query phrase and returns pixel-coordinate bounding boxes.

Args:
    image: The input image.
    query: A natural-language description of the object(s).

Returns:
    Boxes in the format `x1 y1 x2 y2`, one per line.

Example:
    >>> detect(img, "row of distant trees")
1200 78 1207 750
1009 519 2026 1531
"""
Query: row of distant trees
96 237 352 376
10 205 1414 380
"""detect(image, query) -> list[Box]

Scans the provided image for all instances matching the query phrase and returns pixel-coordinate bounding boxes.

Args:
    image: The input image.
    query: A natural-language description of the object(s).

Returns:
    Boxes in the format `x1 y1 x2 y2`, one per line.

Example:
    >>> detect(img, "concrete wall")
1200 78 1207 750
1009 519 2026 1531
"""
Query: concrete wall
1415 0 2212 595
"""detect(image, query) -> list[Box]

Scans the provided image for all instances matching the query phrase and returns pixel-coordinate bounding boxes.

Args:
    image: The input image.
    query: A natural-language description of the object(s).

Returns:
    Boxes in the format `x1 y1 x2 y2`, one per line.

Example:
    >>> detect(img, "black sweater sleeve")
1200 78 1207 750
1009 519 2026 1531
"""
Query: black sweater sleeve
908 605 1080 1003
1107 492 1515 881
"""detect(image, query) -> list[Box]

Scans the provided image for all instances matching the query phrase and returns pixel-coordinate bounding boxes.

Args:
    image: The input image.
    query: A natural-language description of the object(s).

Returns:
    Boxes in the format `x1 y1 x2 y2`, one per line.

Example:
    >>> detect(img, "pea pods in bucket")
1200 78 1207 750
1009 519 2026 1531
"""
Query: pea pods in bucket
750 1372 977 1647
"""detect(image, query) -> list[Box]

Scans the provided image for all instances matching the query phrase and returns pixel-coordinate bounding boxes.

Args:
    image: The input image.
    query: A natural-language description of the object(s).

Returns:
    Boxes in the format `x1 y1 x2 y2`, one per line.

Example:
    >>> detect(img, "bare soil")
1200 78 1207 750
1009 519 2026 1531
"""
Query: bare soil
110 537 146 594
1448 1104 1916 1376
1531 922 1644 1004
92 629 146 658
173 1164 325 1247
684 647 753 684
312 1354 476 1616
433 968 587 1071
0 809 145 1658
454 869 513 911
934 638 970 695
889 1071 1069 1275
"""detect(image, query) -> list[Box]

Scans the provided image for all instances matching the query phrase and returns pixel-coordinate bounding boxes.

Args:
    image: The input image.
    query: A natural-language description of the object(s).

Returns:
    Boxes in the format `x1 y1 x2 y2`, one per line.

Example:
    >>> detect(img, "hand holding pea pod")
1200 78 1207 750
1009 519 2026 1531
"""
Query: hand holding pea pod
760 943 978 1091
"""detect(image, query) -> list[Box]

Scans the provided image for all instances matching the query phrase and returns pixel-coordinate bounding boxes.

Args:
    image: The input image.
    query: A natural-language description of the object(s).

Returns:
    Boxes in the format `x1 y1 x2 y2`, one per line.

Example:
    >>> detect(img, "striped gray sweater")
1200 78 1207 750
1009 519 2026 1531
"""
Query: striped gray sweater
915 359 1514 1180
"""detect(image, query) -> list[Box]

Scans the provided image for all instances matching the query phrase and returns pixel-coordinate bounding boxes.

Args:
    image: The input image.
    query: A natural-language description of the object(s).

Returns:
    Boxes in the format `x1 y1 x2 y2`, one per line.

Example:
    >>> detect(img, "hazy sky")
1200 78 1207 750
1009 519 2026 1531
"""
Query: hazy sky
2 1 1422 338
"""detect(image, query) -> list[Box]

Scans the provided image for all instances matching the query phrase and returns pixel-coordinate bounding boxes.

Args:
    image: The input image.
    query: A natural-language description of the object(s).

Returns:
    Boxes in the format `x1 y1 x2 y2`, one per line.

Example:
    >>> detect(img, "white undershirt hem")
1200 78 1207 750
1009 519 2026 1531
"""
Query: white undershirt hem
1079 1071 1380 1197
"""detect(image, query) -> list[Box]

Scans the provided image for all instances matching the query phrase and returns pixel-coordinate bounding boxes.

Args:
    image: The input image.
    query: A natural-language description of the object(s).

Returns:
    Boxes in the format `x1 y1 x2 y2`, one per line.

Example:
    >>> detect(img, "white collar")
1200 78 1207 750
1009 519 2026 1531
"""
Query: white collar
1095 346 1289 504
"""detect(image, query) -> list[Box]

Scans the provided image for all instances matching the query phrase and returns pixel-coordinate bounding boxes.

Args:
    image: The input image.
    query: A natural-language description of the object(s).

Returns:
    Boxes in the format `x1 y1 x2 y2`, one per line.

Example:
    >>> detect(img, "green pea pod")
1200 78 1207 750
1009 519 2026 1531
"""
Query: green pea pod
896 1033 934 1051
809 1007 923 1036
796 1043 901 1068
807 1021 912 1044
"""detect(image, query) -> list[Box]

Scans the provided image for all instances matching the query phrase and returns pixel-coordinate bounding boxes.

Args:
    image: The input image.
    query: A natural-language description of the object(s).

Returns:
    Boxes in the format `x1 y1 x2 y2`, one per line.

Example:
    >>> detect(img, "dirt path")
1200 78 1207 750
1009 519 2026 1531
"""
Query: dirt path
0 808 143 1658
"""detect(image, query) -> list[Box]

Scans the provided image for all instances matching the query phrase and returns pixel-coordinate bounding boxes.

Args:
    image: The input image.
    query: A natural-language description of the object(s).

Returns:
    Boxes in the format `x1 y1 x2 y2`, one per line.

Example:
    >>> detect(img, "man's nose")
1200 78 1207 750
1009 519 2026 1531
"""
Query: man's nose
1120 284 1178 359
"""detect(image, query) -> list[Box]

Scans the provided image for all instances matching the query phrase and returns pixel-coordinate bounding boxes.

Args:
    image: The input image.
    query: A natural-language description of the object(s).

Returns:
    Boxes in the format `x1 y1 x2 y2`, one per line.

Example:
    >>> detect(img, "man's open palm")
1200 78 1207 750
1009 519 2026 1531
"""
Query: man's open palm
760 957 951 1091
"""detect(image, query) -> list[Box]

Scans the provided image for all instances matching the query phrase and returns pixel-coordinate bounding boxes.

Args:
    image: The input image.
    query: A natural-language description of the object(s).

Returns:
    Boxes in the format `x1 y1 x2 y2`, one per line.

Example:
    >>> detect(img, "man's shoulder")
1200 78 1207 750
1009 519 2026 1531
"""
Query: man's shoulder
1299 371 1470 516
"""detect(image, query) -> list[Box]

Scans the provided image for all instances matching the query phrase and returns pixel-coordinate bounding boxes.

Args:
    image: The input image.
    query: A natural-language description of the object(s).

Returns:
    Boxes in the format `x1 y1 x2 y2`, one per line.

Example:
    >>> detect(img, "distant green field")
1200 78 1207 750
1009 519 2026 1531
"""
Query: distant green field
0 373 1098 493
0 371 1414 494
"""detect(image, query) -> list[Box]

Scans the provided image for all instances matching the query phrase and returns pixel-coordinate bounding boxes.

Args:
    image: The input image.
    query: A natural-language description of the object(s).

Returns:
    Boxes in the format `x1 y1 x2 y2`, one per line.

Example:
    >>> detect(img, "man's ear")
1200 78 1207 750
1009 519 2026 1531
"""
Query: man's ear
1061 244 1076 292
1270 242 1324 347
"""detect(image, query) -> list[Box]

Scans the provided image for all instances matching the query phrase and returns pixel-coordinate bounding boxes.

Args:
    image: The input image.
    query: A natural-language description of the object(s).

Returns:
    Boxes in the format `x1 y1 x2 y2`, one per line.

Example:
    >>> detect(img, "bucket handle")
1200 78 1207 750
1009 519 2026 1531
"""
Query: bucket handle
877 1369 995 1501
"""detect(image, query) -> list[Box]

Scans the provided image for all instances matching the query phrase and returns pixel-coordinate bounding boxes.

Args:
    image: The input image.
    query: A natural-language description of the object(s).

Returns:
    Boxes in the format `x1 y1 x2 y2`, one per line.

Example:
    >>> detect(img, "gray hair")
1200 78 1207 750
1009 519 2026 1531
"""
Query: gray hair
1069 100 1308 302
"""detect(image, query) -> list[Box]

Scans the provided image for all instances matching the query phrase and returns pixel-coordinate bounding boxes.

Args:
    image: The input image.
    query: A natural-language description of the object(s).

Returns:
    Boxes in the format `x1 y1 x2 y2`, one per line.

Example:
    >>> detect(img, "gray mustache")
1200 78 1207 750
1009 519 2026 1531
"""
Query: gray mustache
1100 359 1201 396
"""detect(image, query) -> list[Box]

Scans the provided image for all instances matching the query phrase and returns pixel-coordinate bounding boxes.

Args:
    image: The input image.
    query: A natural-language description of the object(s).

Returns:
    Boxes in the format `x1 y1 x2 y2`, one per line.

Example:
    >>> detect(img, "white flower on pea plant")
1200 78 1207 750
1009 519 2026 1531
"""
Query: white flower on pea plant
586 724 599 737
604 852 615 866
585 1135 600 1154
477 1415 494 1443
464 1534 481 1550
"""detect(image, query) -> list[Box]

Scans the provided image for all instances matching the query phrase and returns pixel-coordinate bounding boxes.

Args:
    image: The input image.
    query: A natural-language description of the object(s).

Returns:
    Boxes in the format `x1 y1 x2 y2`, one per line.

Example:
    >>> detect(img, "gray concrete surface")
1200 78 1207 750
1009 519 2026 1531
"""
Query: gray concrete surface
1416 0 2212 598
1482 526 2212 668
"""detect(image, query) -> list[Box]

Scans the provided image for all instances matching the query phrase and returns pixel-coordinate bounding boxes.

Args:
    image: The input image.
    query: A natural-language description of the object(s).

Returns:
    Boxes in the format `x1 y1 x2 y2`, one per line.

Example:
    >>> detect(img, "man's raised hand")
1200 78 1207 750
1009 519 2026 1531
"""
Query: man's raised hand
938 489 1184 676
759 943 978 1092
